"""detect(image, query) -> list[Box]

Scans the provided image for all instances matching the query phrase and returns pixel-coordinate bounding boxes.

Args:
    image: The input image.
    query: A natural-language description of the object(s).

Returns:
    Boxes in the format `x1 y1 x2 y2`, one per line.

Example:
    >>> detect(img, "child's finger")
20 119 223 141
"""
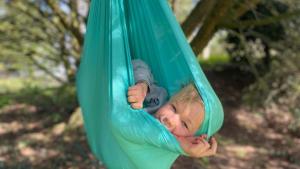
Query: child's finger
127 89 138 96
190 140 210 156
201 134 207 139
128 96 138 103
200 139 211 149
194 137 202 144
193 135 203 141
209 137 218 153
182 136 201 145
129 85 139 90
131 102 143 109
200 137 218 157
192 139 200 144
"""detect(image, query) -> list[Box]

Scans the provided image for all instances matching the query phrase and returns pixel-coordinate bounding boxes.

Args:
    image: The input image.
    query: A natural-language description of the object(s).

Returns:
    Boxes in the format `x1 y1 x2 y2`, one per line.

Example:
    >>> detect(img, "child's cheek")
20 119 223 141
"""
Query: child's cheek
173 126 185 136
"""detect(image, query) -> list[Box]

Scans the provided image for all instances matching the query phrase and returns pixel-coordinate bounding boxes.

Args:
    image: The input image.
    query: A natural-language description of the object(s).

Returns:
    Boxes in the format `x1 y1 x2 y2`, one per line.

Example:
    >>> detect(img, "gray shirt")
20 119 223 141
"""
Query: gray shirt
132 59 168 114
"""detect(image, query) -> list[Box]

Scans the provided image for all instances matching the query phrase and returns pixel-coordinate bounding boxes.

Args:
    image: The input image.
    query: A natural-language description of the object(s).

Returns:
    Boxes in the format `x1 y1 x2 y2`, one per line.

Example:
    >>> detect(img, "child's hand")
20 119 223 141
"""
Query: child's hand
127 82 148 109
176 135 218 158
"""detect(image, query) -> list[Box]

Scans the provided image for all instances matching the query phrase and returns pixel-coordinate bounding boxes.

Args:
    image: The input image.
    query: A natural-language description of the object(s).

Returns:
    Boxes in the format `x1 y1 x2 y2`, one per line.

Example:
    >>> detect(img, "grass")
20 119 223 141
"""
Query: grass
0 77 77 114
0 77 29 93
198 54 230 69
0 77 58 93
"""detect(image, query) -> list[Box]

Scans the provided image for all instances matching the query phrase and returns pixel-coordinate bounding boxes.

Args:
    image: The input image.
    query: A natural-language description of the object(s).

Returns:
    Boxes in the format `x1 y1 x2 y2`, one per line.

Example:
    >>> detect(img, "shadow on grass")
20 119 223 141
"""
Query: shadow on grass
0 85 98 169
0 85 78 140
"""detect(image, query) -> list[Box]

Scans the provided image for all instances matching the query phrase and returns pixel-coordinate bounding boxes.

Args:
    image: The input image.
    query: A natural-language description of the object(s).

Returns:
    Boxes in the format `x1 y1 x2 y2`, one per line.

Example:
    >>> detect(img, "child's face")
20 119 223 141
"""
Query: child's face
154 100 204 137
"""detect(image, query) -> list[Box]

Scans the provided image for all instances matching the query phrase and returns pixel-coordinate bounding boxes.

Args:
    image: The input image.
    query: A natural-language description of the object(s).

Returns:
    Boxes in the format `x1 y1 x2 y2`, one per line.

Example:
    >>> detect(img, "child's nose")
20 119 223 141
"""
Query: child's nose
161 116 174 130
161 114 178 131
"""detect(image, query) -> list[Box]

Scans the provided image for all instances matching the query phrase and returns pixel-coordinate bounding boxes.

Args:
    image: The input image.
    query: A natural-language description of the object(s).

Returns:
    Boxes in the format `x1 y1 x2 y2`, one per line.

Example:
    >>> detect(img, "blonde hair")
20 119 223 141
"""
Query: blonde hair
170 83 204 109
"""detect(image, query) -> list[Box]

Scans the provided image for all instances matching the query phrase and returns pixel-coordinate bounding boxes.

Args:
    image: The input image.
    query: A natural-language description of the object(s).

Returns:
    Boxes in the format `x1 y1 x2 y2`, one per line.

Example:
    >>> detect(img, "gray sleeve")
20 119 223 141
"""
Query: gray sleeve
132 59 154 87
144 85 168 114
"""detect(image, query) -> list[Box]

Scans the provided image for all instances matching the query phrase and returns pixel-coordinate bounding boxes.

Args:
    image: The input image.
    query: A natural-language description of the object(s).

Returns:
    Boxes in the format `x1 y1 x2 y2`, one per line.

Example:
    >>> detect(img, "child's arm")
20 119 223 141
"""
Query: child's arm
127 59 154 109
176 135 218 158
132 59 154 88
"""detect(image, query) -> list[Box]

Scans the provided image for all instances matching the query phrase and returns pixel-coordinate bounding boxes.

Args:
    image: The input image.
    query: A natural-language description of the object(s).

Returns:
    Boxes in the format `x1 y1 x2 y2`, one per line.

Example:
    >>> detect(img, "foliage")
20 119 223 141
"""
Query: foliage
0 0 275 84
222 1 300 130
0 0 89 84
225 1 300 110
198 54 230 69
242 21 300 110
226 1 287 71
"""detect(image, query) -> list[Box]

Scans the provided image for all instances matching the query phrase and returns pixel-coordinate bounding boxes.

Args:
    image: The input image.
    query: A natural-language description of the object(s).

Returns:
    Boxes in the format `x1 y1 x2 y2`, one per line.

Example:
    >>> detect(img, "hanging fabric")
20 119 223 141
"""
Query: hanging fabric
76 0 224 168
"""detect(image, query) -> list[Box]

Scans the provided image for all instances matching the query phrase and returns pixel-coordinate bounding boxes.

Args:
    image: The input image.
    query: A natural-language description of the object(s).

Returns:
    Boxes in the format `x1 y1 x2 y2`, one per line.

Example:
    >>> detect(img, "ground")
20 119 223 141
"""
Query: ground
0 69 299 169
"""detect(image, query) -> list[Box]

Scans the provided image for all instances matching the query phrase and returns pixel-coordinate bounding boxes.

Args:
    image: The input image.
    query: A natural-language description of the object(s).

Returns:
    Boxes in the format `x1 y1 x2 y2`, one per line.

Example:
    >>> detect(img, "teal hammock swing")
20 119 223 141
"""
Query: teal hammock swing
76 0 224 169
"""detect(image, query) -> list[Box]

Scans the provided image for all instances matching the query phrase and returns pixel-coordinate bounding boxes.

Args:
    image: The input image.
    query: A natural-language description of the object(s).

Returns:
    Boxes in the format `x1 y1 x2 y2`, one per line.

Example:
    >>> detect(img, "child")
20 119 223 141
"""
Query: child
128 59 219 157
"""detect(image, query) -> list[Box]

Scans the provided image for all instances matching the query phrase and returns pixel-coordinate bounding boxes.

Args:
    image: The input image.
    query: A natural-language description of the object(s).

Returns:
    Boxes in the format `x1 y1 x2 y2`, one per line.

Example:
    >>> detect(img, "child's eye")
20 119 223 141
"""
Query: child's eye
171 104 177 113
182 121 188 129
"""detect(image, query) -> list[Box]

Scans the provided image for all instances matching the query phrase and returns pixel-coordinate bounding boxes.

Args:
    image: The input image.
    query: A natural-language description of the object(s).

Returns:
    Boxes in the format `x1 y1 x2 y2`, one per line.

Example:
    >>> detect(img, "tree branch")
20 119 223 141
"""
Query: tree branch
170 0 176 12
45 0 83 45
181 0 217 38
233 0 261 19
190 0 235 55
27 52 66 84
222 10 300 29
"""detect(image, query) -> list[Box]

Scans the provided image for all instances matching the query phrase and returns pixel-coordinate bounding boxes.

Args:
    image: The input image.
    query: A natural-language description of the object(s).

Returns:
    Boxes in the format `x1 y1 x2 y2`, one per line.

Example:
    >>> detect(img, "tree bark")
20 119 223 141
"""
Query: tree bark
170 0 176 12
181 0 217 38
190 0 235 55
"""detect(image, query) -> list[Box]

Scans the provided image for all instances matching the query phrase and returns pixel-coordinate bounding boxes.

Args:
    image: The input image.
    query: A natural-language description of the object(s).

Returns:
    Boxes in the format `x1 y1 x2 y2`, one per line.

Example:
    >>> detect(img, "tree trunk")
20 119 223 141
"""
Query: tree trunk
190 0 235 55
181 0 217 38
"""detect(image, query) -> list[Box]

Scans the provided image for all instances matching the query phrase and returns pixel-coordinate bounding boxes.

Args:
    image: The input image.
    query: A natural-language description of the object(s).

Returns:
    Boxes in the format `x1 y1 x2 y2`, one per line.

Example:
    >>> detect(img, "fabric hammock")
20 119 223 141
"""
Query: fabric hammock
76 0 224 169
